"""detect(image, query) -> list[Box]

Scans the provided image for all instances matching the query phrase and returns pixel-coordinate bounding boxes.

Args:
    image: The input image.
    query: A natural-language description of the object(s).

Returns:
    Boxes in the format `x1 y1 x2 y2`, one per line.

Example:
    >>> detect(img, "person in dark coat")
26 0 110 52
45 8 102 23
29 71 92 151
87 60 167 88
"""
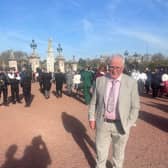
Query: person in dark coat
54 69 65 97
42 69 52 99
38 69 44 92
0 69 9 106
20 67 32 107
65 70 74 96
145 67 152 94
151 68 161 98
8 68 21 104
95 64 107 79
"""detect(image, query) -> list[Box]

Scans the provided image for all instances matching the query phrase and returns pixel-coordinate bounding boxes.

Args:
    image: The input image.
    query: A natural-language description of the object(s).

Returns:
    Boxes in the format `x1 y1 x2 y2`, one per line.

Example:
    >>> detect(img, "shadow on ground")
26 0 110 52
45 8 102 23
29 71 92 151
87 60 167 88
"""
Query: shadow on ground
139 111 168 132
62 90 86 105
141 101 168 114
0 135 51 168
62 112 96 168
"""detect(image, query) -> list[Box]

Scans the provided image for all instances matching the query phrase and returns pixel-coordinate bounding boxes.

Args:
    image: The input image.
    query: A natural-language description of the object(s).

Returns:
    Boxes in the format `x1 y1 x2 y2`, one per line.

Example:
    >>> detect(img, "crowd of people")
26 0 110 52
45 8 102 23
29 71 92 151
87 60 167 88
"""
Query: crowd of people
0 62 168 108
0 67 32 107
131 67 168 97
0 66 95 107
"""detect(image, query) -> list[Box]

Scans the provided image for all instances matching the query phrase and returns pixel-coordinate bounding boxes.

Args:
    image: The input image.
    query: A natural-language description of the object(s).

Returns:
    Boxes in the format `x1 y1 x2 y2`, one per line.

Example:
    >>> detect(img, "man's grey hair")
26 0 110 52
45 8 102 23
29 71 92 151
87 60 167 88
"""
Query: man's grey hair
109 54 125 65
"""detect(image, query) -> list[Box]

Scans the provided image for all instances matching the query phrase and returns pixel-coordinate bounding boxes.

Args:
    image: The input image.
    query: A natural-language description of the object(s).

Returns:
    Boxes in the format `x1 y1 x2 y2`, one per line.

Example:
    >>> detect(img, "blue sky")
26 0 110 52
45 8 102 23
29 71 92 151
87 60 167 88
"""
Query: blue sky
0 0 168 60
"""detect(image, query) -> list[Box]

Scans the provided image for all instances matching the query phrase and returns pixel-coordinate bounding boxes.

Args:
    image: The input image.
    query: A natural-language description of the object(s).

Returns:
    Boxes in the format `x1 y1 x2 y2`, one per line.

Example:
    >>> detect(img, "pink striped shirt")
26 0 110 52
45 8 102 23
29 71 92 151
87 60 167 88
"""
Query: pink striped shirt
104 75 121 120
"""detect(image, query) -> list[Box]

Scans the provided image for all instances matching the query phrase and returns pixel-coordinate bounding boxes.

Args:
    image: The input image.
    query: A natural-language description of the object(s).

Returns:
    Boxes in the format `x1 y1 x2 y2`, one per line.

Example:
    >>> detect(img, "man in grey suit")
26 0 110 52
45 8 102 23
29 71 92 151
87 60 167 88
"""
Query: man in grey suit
88 54 140 168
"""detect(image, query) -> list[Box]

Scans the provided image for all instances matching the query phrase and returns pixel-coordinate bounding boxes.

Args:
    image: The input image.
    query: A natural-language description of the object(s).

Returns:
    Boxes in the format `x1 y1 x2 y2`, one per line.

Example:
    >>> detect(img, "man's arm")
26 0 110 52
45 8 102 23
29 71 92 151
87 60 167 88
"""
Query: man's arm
129 80 140 126
88 80 97 129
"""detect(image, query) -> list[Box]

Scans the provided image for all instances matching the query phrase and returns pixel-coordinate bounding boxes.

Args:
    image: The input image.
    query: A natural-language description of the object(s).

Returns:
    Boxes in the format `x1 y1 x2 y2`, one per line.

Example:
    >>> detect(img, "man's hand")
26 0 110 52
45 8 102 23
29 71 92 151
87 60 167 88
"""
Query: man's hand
89 120 96 129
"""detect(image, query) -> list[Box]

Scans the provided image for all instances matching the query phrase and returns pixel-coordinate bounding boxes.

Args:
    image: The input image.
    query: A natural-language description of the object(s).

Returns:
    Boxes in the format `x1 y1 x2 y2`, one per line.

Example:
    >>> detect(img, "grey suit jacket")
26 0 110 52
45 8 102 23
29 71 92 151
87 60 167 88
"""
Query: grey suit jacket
88 74 140 133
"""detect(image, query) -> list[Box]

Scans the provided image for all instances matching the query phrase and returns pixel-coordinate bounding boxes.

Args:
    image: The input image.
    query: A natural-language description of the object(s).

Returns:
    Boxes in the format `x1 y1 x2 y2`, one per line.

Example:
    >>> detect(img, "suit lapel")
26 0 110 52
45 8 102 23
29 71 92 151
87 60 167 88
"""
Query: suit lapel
103 77 110 105
119 74 126 102
118 74 128 117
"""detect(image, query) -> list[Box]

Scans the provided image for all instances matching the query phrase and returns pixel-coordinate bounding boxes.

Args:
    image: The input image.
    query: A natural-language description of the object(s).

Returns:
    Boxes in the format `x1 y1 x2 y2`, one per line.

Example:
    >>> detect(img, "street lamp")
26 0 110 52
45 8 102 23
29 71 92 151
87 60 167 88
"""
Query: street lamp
124 50 129 57
30 39 37 55
133 52 138 60
133 52 138 69
73 55 75 62
57 43 63 57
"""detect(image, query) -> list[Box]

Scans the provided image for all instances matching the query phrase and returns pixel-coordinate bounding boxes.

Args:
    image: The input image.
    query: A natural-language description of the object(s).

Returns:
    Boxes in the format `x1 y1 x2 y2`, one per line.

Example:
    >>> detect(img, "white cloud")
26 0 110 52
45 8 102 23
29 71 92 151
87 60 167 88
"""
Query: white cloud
82 19 94 34
153 0 168 7
0 30 54 56
69 0 81 8
107 0 121 11
0 31 30 44
117 28 168 50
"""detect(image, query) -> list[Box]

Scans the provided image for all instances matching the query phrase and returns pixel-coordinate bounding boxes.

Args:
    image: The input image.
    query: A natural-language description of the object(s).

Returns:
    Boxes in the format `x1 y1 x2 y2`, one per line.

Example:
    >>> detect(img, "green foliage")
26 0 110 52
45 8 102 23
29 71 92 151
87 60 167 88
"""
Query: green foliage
78 58 87 69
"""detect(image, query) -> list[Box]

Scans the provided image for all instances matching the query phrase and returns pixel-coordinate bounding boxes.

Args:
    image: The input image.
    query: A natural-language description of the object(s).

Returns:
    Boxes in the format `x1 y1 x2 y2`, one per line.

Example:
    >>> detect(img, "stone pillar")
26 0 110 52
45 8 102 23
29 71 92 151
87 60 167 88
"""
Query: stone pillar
71 62 77 72
8 50 18 71
29 39 40 72
29 53 40 72
71 56 78 72
57 57 65 73
47 39 55 72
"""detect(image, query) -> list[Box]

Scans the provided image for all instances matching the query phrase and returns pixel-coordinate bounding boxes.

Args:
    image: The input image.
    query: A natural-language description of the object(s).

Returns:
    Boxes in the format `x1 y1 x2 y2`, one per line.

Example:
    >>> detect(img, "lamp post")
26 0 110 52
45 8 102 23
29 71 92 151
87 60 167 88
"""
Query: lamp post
30 39 37 55
133 52 138 60
57 43 63 57
133 52 138 70
73 55 75 62
124 50 129 58
123 50 129 72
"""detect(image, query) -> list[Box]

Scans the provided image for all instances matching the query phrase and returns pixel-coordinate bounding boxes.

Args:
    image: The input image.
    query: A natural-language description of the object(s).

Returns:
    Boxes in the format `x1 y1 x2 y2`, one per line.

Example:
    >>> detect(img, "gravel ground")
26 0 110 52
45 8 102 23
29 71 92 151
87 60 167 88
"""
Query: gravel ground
0 83 167 168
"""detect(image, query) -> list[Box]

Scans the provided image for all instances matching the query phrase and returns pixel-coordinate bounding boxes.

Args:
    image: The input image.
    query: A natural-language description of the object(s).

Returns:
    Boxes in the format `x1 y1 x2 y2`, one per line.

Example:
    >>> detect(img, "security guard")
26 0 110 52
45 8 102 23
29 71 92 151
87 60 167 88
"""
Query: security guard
0 69 9 106
20 66 32 107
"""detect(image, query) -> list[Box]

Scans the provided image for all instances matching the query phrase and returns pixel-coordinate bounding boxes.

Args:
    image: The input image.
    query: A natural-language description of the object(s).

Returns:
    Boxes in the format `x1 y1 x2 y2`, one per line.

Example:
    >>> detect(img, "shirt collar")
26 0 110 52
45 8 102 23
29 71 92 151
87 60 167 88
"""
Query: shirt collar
110 74 122 82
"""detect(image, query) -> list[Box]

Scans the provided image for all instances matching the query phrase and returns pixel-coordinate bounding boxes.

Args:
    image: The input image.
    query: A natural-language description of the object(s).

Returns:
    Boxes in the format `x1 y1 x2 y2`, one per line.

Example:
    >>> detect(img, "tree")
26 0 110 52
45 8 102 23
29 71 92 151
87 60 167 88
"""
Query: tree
0 50 11 65
14 51 28 60
0 50 29 70
78 58 87 69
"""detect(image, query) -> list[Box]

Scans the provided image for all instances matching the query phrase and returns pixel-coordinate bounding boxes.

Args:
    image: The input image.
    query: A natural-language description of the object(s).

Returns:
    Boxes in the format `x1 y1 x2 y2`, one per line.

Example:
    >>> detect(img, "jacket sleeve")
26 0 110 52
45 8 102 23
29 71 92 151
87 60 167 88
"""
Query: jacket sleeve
128 80 140 126
88 79 98 121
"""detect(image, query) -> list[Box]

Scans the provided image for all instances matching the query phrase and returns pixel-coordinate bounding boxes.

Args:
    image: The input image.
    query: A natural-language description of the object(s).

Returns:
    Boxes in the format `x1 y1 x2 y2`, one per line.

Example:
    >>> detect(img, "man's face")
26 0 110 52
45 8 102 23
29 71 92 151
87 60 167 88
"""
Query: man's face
109 57 124 79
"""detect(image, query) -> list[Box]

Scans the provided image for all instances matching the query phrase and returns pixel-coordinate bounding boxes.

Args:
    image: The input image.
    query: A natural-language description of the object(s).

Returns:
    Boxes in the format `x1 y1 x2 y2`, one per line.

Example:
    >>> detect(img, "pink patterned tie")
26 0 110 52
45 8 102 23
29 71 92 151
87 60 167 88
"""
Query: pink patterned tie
107 80 117 113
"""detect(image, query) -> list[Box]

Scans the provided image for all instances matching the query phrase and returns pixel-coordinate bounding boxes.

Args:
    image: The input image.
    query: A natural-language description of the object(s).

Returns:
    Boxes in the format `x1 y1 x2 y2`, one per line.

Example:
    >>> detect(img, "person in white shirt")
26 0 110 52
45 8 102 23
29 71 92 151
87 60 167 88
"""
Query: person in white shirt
73 71 81 92
8 68 21 104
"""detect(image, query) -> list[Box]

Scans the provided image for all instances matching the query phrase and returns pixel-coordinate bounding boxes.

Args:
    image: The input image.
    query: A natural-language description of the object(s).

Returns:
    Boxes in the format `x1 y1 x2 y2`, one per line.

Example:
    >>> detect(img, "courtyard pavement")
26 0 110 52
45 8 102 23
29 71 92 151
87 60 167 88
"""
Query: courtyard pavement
0 83 167 168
